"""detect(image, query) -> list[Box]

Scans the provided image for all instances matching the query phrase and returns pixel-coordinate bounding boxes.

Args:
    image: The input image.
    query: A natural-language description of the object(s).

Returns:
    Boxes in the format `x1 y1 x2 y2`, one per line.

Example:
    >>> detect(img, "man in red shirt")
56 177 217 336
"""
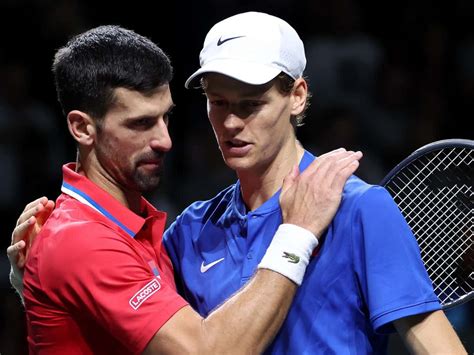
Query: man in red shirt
9 25 362 354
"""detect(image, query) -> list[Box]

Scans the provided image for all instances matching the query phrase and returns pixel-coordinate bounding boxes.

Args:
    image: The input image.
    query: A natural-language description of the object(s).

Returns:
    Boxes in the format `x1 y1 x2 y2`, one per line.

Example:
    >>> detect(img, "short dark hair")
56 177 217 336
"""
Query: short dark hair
52 25 173 121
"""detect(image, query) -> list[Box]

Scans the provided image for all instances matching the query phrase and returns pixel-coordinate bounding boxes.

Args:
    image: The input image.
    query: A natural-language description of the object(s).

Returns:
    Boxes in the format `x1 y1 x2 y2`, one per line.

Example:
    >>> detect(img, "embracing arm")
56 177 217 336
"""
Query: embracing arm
144 149 363 354
145 268 297 354
10 149 362 354
394 310 467 355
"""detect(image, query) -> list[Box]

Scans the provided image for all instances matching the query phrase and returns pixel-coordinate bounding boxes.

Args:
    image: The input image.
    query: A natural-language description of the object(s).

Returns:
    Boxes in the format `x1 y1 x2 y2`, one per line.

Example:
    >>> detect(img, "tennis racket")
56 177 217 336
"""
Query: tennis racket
380 138 473 309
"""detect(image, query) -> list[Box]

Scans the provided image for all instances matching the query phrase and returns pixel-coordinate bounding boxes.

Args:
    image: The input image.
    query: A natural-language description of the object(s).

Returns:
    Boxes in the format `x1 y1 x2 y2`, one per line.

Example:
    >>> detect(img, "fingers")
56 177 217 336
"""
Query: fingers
9 198 53 270
16 198 53 227
16 206 42 227
300 148 349 178
330 152 362 191
9 216 37 271
279 148 363 237
22 196 49 213
11 216 35 244
295 148 362 188
7 240 26 263
36 200 55 226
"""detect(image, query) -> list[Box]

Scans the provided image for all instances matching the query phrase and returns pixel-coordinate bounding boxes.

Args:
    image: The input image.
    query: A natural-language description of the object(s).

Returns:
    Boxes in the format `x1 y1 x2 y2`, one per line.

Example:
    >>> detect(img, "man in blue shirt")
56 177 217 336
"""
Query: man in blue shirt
8 11 466 354
163 12 465 354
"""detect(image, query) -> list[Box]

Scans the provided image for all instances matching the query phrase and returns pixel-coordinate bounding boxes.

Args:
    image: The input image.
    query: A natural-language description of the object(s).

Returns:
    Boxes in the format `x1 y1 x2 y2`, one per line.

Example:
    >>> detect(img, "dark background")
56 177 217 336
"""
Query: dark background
0 0 473 353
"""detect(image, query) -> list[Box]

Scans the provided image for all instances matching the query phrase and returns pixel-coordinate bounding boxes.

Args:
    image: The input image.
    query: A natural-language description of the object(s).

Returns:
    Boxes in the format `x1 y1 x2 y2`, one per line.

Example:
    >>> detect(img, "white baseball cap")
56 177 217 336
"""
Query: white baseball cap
185 11 306 88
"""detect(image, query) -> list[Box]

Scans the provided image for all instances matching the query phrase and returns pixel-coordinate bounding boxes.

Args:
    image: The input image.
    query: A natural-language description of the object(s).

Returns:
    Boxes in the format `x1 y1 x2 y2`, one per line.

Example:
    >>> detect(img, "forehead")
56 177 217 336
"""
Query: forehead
202 73 275 98
108 86 173 117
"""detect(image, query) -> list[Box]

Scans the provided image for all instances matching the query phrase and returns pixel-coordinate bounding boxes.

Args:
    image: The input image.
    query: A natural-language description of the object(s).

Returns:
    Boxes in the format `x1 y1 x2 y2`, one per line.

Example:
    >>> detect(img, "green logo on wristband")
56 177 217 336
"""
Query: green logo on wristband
282 252 300 264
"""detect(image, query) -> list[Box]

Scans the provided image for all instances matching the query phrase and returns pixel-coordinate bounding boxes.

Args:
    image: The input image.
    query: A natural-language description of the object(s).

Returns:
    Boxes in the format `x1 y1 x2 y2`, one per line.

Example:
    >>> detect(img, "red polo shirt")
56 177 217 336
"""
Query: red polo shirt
23 163 188 354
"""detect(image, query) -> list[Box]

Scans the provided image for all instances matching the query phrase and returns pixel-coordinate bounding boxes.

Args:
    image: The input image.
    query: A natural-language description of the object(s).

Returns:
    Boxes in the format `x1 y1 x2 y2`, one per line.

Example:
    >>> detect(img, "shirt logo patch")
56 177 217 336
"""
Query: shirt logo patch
200 257 225 273
129 278 161 310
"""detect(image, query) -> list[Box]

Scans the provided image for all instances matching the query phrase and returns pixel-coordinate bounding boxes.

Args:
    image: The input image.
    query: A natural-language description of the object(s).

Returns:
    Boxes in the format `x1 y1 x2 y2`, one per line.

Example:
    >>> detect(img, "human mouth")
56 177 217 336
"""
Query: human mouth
138 159 162 171
224 138 252 156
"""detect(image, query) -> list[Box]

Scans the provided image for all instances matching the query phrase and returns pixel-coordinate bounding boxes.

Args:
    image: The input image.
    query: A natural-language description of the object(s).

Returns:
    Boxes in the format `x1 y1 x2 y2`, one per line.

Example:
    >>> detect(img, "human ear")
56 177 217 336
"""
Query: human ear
290 78 308 116
66 110 96 146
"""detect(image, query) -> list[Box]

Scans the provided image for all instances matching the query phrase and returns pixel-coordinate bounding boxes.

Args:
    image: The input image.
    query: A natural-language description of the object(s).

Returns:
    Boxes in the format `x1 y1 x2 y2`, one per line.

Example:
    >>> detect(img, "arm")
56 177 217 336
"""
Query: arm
394 310 467 355
352 187 467 354
14 150 362 353
144 149 363 354
148 269 297 354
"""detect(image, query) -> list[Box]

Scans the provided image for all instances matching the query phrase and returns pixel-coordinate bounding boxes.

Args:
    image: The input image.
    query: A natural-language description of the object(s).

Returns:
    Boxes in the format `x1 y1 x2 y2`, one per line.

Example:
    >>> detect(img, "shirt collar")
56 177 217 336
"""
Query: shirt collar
299 149 316 171
60 163 166 238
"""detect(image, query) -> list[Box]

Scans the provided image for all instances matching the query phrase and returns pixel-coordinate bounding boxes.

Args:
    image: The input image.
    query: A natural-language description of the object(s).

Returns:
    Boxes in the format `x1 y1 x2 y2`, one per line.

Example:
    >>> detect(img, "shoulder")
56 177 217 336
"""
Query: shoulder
36 198 133 263
173 183 236 225
335 175 414 249
25 201 136 293
341 175 396 213
163 183 236 245
49 196 117 236
333 175 408 240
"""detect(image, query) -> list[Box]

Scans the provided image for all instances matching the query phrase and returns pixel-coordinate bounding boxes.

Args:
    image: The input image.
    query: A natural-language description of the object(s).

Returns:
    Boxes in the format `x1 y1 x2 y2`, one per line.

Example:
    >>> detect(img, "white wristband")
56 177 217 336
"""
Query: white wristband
258 224 318 286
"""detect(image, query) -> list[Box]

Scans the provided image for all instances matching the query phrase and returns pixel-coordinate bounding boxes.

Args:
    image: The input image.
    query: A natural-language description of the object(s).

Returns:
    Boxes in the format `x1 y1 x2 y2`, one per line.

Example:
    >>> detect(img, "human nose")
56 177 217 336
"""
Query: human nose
150 119 172 152
223 110 244 131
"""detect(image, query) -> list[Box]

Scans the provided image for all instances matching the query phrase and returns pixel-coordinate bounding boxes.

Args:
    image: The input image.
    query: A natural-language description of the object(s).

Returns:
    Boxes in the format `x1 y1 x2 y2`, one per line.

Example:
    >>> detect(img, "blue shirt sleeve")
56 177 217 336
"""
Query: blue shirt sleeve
352 186 441 333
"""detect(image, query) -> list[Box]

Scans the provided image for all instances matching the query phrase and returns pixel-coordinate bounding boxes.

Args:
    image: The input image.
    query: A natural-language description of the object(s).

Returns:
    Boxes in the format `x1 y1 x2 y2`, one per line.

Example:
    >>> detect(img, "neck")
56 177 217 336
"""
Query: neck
238 142 305 211
78 151 143 214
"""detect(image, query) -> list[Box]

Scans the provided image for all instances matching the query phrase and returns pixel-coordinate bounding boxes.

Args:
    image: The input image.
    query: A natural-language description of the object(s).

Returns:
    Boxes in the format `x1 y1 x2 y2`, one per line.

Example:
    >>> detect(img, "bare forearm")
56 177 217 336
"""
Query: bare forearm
202 268 297 353
148 225 315 354
145 269 298 355
395 310 467 354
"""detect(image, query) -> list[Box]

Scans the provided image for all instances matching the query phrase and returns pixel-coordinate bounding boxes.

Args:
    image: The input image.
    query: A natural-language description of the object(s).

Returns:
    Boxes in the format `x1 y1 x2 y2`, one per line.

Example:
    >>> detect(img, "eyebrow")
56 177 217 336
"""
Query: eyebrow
123 103 176 122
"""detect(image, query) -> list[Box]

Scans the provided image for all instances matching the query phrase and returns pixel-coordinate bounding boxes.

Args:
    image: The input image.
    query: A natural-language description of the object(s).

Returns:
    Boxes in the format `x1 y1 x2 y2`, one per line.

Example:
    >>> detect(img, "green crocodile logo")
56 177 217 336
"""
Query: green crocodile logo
282 252 300 264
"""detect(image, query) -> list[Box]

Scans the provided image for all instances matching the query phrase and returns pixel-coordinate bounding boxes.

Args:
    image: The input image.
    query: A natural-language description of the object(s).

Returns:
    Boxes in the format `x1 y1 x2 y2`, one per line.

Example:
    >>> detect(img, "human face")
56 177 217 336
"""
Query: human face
93 86 173 193
203 73 296 174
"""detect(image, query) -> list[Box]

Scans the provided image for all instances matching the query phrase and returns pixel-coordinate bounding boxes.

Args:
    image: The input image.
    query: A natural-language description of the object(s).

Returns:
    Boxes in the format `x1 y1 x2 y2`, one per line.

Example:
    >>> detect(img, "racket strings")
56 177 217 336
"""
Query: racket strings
385 146 473 307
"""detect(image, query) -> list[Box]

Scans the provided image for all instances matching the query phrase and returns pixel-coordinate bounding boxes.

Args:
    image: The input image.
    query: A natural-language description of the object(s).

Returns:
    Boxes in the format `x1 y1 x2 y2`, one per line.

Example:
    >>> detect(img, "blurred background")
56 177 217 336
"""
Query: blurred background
0 0 472 353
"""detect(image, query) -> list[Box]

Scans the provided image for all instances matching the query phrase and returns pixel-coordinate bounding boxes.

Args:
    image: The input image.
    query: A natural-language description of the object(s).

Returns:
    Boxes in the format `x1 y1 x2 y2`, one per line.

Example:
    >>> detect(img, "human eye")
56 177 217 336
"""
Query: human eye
163 109 174 125
209 99 226 107
241 100 263 111
127 117 155 130
247 100 263 107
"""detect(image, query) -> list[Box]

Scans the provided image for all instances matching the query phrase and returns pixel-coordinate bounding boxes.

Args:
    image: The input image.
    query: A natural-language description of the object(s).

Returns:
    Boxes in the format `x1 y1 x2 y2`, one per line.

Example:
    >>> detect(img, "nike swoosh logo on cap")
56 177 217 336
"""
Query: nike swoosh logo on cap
217 35 245 46
200 258 225 273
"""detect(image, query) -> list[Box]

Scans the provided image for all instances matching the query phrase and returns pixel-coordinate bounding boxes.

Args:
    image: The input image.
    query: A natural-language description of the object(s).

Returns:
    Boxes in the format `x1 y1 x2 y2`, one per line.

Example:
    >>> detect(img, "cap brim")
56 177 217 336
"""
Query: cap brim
184 59 281 88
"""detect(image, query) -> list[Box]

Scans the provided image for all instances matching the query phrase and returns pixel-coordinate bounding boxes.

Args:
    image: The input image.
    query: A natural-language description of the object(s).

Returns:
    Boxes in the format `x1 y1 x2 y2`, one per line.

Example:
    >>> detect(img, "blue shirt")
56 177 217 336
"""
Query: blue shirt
164 150 441 354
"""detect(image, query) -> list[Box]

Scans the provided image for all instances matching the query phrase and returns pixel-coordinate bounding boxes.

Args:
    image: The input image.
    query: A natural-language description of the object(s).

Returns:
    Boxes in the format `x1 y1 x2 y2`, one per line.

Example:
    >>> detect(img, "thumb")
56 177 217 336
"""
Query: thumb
7 240 26 262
